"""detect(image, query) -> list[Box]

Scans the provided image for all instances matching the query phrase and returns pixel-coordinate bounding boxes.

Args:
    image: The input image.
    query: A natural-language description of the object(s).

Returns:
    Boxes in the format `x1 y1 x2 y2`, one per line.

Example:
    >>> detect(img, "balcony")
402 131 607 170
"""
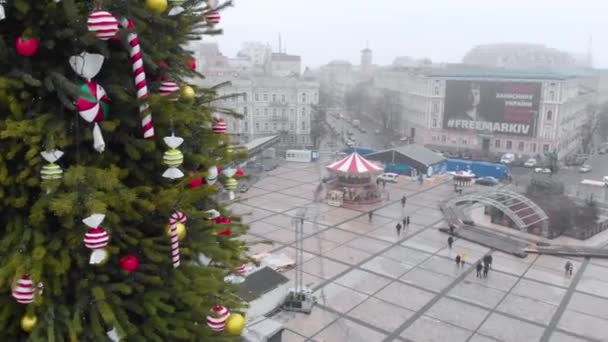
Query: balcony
269 101 289 108
269 115 289 123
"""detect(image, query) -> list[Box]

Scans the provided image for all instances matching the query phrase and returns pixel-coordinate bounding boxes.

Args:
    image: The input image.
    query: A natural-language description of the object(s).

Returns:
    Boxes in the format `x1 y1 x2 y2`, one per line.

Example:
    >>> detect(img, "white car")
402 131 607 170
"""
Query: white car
534 167 552 174
524 158 537 168
500 153 515 164
378 173 399 183
579 164 592 173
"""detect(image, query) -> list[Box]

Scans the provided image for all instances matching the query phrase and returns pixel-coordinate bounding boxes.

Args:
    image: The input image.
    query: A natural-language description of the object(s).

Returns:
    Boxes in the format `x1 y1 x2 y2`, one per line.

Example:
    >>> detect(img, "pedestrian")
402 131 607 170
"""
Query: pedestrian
476 262 483 278
382 180 386 189
565 261 573 277
455 254 461 267
402 217 407 229
483 263 489 278
460 254 466 267
447 236 454 249
368 210 373 222
401 195 407 207
406 216 410 226
449 224 455 235
396 222 402 236
483 254 492 269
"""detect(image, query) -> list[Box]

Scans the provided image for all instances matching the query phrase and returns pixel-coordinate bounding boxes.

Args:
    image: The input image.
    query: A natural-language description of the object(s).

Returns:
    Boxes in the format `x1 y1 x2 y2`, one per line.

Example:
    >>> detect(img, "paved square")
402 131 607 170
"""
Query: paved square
237 162 608 342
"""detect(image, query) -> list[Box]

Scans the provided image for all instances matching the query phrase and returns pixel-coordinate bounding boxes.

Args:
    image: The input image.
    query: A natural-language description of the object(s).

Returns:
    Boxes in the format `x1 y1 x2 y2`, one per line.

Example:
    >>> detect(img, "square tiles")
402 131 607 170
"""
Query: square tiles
426 297 489 330
301 237 340 254
314 283 368 313
576 275 608 299
284 307 337 337
312 318 387 342
557 309 608 341
282 269 324 289
348 297 415 332
382 245 432 266
317 228 361 244
334 269 392 295
324 245 372 265
401 315 472 342
375 282 435 312
346 236 392 254
524 265 573 288
302 257 350 280
567 291 608 320
400 268 456 293
281 330 307 342
510 279 566 306
495 293 556 325
361 256 413 279
477 313 545 342
419 256 464 277
448 281 506 309
464 269 520 292
548 331 593 342
402 235 447 254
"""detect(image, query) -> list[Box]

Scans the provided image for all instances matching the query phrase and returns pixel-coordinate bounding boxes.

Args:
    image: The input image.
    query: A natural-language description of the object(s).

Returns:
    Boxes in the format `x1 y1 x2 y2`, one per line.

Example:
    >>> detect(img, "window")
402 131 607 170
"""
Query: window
441 135 446 142
273 108 277 116
281 94 286 102
282 109 286 116
291 109 295 116
462 139 467 145
301 92 307 103
301 107 306 115
273 123 277 130
432 102 439 113
531 143 536 153
434 87 439 95
243 107 248 115
549 90 555 101
263 93 268 101
244 122 248 131
254 93 259 101
255 108 260 116
546 110 553 121
432 118 437 127
264 108 268 116
301 121 306 130
495 139 501 148
314 92 318 102
506 140 512 149
518 141 524 151
255 122 259 131
543 144 550 152
264 122 269 131
243 93 247 102
290 123 295 130
272 94 276 102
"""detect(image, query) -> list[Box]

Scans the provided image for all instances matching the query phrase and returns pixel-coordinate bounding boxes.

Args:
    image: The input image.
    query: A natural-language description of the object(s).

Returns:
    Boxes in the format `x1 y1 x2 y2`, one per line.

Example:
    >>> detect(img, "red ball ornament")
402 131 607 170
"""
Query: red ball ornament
205 10 221 25
119 255 139 273
87 10 119 41
186 57 197 71
15 36 39 57
212 118 227 134
236 168 244 177
188 177 204 189
217 229 232 236
12 275 35 304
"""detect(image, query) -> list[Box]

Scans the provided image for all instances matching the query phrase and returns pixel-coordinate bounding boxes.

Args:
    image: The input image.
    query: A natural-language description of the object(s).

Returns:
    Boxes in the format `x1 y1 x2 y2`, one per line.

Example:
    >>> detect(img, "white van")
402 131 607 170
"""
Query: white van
285 150 312 162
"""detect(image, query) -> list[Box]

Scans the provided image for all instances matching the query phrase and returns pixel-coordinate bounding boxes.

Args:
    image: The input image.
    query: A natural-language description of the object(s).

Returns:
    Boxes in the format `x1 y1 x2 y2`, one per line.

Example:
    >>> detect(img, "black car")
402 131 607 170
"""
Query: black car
475 176 499 186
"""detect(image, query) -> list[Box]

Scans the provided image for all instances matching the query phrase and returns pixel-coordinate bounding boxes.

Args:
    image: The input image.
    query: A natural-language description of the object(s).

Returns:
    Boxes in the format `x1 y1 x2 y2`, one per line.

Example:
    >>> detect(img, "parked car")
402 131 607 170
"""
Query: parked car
475 176 499 186
360 128 367 133
346 140 355 147
500 153 515 164
534 167 552 174
579 164 592 173
378 172 399 183
524 158 537 168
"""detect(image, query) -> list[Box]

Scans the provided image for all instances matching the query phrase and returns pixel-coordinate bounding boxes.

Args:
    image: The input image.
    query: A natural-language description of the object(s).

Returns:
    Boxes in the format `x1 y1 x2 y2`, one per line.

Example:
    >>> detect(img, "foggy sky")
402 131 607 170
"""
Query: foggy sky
212 0 608 69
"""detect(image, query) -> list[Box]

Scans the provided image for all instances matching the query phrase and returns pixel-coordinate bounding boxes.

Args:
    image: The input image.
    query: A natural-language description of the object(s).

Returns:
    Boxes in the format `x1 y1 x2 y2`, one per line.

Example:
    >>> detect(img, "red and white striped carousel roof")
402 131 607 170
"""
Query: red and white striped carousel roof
326 153 383 174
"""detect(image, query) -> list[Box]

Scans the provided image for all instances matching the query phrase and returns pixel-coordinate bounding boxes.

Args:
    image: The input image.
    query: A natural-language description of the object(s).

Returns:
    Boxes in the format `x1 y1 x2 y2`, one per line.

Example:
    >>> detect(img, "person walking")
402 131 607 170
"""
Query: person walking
483 263 489 278
483 254 493 269
455 254 461 267
460 254 466 267
395 222 402 236
402 217 407 229
447 236 454 249
565 261 573 277
401 195 407 207
368 210 373 222
476 262 483 278
449 224 455 235
406 216 410 227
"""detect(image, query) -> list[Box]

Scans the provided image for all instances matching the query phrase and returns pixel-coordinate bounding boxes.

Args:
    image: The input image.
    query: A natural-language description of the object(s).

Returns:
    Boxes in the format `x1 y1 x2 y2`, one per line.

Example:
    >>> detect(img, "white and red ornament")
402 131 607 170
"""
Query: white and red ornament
205 165 218 185
168 211 186 268
15 36 39 57
207 305 230 332
205 10 220 25
162 134 185 179
83 214 110 265
212 117 226 134
236 264 246 275
12 275 35 304
159 81 179 96
87 10 119 41
119 18 154 139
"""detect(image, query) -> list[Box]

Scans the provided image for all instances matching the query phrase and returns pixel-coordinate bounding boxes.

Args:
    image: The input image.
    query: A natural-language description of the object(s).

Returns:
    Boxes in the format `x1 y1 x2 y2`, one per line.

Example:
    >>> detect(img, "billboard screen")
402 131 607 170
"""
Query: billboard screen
443 80 541 136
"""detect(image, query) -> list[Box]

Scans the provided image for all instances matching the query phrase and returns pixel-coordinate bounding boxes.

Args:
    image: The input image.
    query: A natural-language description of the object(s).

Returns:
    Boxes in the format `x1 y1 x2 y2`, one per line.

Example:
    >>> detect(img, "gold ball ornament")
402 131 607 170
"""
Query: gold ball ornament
21 314 38 333
180 85 195 100
225 313 246 335
165 222 187 241
146 0 168 14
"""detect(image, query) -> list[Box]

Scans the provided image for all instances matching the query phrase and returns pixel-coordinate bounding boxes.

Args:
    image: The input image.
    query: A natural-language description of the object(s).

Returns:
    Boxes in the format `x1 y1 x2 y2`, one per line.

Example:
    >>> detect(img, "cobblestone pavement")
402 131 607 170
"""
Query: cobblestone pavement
229 161 608 342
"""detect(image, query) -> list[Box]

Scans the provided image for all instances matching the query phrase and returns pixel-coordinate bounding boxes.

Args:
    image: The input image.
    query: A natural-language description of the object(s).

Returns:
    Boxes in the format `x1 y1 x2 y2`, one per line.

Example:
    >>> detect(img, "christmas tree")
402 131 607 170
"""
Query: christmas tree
0 0 248 340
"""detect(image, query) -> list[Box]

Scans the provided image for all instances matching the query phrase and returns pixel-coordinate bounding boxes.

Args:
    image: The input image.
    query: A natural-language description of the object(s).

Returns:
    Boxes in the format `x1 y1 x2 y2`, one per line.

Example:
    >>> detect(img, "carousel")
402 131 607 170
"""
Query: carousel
325 152 385 206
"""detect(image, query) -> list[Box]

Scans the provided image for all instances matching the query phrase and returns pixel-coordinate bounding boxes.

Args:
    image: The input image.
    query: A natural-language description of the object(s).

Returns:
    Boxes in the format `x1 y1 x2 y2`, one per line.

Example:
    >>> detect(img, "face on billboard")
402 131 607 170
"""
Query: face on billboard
443 80 541 136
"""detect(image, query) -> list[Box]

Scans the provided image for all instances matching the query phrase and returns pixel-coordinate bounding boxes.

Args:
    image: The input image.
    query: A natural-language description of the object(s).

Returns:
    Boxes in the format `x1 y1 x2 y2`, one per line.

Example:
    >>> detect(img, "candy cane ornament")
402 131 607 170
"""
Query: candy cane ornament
119 18 155 139
169 211 186 268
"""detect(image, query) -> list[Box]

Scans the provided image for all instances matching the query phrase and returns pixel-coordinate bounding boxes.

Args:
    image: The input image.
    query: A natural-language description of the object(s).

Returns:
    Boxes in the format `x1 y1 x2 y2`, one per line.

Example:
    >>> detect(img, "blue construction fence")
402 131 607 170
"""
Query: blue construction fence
446 159 509 180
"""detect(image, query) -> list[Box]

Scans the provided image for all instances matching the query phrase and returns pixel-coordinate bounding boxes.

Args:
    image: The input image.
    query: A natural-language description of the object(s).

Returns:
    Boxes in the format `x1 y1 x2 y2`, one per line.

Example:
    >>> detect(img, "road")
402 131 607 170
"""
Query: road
325 114 390 151
511 152 608 201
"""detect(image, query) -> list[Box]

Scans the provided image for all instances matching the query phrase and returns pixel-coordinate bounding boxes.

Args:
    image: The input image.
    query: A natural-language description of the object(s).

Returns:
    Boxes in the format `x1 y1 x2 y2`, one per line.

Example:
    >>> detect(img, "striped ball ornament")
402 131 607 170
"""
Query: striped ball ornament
205 10 220 25
12 275 35 304
84 227 110 250
225 177 237 191
207 305 230 332
76 81 110 123
87 10 119 41
163 148 183 167
212 118 227 134
159 81 179 96
41 163 62 180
